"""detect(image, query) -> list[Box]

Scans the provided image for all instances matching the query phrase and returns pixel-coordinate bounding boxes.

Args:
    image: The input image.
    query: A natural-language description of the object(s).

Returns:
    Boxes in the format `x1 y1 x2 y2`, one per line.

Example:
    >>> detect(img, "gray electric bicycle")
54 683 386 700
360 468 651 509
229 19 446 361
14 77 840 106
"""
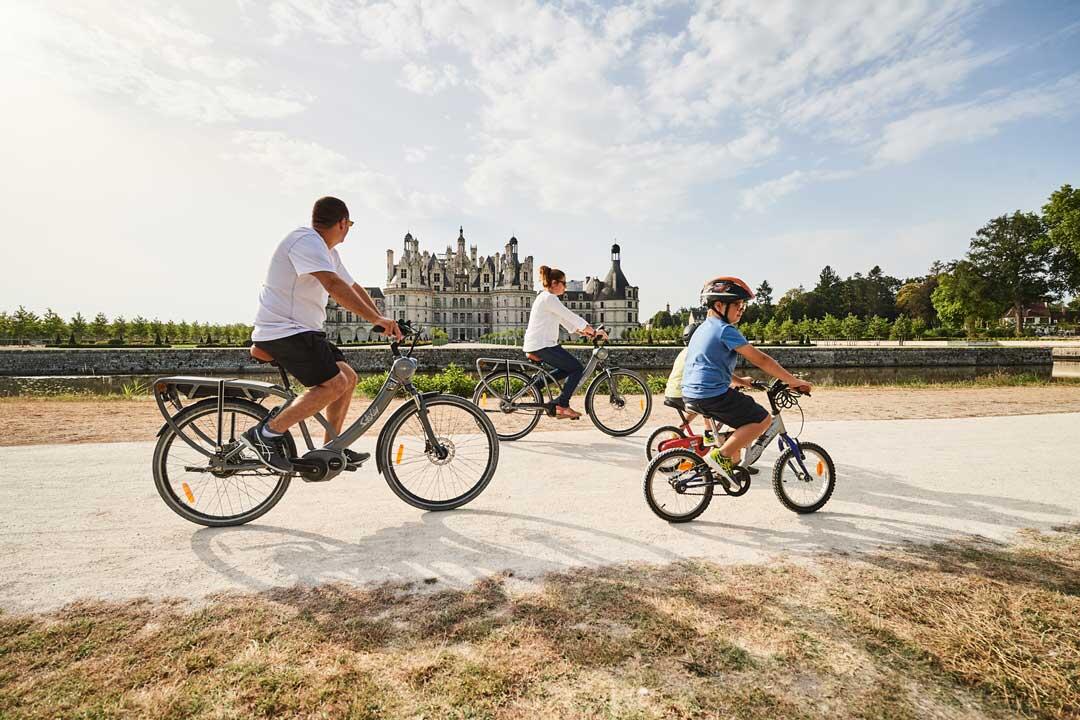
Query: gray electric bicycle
471 325 652 440
151 321 499 527
643 379 835 522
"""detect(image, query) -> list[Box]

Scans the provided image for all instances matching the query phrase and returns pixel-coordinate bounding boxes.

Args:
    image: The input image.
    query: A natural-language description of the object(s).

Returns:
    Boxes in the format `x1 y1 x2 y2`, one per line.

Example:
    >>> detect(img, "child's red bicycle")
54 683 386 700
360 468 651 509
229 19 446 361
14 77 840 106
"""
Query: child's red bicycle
645 398 731 460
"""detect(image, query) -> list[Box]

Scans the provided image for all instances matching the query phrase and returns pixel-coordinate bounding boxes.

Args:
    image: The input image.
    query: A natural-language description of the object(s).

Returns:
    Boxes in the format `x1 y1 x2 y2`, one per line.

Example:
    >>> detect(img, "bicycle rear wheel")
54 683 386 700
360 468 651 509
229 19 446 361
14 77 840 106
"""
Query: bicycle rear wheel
645 425 685 460
381 395 499 511
473 370 543 441
586 369 652 437
152 398 293 527
643 448 714 523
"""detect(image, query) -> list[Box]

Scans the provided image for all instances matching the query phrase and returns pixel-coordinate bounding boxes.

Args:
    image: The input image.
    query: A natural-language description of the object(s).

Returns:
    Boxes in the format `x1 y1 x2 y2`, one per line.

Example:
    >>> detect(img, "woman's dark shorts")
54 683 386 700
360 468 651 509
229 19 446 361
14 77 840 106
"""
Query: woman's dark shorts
253 331 345 387
684 389 769 428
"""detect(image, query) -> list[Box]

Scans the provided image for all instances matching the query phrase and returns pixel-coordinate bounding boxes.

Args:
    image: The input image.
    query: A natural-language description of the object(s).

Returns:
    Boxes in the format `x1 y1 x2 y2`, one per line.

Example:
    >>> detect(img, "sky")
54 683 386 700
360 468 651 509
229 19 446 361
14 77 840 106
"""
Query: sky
1 0 1078 323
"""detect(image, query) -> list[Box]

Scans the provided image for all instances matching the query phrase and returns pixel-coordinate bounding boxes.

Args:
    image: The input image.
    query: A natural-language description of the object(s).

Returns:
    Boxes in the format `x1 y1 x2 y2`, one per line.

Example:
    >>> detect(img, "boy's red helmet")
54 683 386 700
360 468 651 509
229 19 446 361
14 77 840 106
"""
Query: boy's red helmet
701 277 755 307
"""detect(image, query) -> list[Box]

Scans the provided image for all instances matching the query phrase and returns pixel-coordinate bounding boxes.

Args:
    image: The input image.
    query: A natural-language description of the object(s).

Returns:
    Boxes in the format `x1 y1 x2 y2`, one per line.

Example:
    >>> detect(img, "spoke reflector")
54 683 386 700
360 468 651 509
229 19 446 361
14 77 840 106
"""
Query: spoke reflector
182 482 195 504
640 398 644 411
480 393 487 407
396 444 405 464
816 460 824 476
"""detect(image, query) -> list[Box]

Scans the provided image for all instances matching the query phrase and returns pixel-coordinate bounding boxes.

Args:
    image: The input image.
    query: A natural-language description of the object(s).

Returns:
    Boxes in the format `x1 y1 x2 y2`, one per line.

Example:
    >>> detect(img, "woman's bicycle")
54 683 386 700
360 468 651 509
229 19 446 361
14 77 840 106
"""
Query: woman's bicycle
642 379 835 522
472 325 652 440
150 321 499 527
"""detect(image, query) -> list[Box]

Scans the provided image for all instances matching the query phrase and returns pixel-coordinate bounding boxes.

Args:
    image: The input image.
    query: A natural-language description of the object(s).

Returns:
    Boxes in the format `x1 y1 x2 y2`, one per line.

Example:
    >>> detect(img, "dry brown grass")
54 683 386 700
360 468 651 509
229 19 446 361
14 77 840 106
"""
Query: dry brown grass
2 527 1078 719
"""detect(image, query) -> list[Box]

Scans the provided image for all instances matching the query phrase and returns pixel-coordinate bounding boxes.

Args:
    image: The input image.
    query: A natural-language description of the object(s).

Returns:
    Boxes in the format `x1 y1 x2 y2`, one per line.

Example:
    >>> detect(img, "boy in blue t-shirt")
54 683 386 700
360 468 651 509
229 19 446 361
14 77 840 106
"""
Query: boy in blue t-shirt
682 277 811 484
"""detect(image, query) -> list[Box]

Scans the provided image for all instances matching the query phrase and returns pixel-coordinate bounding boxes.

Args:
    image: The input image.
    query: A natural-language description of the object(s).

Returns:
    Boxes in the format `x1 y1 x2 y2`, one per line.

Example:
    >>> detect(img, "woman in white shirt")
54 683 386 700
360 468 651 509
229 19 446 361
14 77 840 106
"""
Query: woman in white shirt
523 265 606 419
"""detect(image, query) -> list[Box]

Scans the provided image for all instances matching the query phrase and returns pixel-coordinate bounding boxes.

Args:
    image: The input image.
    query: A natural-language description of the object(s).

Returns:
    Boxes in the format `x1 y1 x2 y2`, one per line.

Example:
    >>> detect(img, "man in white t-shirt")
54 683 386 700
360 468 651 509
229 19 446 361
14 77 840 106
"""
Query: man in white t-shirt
241 196 402 473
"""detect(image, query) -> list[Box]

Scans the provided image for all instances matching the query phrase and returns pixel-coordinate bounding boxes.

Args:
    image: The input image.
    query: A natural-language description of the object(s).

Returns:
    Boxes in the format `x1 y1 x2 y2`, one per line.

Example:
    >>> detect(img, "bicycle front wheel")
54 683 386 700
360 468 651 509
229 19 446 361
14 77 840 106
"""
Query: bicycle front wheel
773 441 835 514
381 395 499 511
152 398 293 527
586 369 652 436
473 369 542 441
643 448 714 523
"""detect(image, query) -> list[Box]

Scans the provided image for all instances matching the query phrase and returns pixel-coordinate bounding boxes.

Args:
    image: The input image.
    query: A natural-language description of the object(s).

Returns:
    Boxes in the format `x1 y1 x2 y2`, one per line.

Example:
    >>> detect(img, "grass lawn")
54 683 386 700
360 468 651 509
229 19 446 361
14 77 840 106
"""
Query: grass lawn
2 526 1077 719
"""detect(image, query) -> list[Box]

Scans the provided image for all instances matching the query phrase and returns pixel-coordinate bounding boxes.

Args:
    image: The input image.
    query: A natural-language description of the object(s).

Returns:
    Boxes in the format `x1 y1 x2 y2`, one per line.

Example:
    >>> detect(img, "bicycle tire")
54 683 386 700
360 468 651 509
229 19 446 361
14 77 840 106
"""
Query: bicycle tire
152 398 294 527
380 394 499 511
645 425 685 460
643 448 714 523
772 441 836 514
585 369 652 437
472 369 544 441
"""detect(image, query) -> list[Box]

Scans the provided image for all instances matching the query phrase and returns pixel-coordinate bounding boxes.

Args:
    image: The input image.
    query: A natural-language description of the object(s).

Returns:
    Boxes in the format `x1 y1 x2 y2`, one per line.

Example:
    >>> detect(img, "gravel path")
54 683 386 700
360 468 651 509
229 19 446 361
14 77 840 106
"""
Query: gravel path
2 413 1077 613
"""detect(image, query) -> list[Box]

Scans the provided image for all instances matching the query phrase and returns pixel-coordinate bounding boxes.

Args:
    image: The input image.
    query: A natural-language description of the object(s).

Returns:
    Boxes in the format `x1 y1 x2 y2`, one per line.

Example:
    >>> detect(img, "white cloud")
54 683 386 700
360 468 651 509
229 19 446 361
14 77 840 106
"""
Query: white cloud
404 145 433 164
740 168 856 211
228 131 449 217
874 74 1080 165
3 3 307 124
399 62 460 95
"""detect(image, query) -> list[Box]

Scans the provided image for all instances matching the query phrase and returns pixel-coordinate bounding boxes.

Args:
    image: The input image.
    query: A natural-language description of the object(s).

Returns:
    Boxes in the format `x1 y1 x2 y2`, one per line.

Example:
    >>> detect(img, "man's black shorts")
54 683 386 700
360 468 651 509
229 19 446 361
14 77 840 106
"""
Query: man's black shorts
253 331 345 387
684 389 769 429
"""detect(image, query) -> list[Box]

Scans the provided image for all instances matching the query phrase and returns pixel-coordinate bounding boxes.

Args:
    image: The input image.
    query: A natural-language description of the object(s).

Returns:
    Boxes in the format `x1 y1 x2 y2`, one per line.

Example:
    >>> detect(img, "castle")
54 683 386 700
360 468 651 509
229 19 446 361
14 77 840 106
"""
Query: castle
324 228 640 342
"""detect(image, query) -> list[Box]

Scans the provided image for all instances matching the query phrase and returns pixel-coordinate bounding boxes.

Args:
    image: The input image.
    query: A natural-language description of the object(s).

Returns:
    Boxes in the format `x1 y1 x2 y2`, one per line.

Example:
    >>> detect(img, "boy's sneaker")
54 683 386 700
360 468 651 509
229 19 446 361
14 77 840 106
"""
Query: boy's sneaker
240 421 294 473
703 448 737 491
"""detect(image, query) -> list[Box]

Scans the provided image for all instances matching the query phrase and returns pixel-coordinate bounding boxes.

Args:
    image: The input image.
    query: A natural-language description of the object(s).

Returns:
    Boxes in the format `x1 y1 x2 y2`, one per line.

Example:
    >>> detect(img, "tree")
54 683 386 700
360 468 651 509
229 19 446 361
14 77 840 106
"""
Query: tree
931 261 1001 335
90 313 109 342
41 308 66 342
69 312 87 343
779 319 798 344
109 316 127 343
840 313 865 341
866 315 890 340
890 315 913 342
895 276 940 326
0 312 12 344
774 286 808 321
819 313 842 339
649 309 675 328
11 306 40 342
129 316 150 343
967 212 1052 336
1042 184 1080 293
753 280 774 323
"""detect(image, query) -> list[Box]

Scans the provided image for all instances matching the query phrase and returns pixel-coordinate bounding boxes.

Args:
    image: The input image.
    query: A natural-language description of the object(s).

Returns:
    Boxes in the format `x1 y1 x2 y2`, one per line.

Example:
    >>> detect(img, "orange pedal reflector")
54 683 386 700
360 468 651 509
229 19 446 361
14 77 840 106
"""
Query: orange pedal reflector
816 460 825 477
677 460 694 471
182 482 195 504
396 444 405 464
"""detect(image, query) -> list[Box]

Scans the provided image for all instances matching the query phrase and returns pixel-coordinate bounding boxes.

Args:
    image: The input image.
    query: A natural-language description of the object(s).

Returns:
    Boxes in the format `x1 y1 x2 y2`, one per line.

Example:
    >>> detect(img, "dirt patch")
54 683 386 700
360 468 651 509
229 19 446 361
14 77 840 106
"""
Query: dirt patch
2 385 1079 447
2 527 1077 719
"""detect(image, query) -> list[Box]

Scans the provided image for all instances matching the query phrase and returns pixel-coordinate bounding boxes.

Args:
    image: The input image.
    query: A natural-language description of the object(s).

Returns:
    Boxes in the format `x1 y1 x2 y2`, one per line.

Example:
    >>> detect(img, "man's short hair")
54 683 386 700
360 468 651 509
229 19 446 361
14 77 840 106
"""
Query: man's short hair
312 197 349 229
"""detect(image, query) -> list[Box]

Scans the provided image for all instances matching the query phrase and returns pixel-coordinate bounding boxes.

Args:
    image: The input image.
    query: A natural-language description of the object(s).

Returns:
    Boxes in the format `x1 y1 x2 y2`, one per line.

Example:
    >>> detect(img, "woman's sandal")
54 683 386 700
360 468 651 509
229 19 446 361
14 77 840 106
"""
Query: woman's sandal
554 405 582 420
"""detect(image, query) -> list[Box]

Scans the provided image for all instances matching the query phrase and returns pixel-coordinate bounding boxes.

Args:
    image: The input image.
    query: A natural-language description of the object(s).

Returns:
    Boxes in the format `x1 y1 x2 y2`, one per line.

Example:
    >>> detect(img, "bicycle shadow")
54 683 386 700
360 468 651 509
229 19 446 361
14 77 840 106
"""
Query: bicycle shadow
189 507 682 596
675 460 1074 558
506 433 646 470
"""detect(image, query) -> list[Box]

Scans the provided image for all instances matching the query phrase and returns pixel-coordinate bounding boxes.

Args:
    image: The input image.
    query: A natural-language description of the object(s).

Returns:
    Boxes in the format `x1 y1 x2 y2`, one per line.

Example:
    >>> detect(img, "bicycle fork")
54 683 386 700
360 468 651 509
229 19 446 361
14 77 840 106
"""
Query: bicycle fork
408 387 449 460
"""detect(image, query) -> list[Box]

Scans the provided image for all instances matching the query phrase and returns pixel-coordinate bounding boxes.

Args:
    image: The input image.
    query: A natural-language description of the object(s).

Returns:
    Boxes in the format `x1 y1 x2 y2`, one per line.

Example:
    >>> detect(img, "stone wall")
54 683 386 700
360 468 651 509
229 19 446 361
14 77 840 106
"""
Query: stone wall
0 345 1054 376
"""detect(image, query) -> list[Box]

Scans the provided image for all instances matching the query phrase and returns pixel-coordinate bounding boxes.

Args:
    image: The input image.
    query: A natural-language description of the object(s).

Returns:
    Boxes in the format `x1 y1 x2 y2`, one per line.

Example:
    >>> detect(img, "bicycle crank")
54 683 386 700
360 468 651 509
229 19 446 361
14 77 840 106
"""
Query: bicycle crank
292 449 347 483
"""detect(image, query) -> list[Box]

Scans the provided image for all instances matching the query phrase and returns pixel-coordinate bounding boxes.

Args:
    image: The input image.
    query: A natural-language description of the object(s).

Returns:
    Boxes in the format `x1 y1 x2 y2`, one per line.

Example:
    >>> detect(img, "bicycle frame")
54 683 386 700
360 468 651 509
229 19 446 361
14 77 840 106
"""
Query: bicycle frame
475 336 621 412
153 331 449 469
675 386 812 490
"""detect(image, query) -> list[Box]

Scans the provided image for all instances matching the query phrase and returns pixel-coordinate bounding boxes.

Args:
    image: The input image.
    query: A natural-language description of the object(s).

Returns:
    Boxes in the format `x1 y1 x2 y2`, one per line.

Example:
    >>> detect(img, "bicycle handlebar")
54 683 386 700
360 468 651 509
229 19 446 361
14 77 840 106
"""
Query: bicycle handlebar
372 320 420 358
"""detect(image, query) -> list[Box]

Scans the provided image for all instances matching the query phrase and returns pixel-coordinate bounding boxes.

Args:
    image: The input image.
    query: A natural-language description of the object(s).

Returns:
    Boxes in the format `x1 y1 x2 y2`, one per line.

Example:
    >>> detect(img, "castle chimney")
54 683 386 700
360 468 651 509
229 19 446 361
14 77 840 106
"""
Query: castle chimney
386 249 395 284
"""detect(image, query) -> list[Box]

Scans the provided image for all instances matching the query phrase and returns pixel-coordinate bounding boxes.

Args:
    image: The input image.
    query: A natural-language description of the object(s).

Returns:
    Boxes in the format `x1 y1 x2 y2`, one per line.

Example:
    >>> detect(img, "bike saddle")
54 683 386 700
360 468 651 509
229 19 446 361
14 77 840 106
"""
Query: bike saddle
525 352 543 363
249 346 277 365
662 398 684 410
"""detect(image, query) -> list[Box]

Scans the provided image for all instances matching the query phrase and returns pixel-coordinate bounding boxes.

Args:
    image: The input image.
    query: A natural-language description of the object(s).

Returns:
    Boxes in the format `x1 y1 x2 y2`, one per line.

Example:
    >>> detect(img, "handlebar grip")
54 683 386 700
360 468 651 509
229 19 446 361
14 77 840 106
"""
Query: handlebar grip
372 325 385 335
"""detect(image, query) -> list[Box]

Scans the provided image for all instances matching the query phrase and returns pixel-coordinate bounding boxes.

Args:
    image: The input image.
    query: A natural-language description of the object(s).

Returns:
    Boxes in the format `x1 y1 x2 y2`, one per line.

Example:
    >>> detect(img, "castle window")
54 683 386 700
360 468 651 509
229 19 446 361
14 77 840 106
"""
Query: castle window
401 269 407 279
398 295 405 303
627 312 632 323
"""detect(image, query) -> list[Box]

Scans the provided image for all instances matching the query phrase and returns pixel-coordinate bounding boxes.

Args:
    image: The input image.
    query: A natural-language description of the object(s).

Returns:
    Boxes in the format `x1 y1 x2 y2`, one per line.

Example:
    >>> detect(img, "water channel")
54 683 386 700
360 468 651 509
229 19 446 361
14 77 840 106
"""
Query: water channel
1 362 1077 397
